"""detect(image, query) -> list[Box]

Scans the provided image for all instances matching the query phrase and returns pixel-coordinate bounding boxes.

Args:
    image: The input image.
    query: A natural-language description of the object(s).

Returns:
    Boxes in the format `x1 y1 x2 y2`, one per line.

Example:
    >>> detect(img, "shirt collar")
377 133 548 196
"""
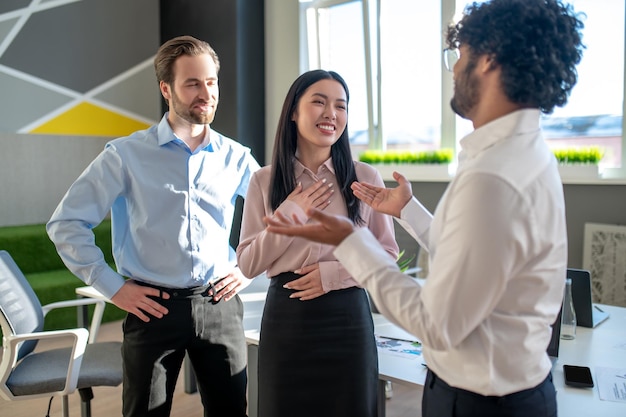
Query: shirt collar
156 112 218 152
157 113 177 146
293 156 336 177
459 109 542 159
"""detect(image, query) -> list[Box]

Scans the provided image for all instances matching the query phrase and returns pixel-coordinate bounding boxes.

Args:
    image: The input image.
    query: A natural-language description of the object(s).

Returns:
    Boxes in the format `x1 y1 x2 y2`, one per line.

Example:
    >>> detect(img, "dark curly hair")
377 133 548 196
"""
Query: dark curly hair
269 69 363 225
445 0 585 114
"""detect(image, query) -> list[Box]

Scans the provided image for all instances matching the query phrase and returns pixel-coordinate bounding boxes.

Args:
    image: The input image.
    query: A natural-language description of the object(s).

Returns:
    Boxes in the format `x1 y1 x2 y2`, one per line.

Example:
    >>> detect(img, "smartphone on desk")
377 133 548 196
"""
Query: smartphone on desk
563 365 594 388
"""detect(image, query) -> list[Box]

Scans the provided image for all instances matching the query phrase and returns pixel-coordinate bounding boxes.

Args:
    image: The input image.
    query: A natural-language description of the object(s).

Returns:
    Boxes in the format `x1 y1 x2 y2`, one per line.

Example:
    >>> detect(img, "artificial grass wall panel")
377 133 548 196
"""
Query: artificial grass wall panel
27 268 125 331
0 223 66 273
0 220 114 274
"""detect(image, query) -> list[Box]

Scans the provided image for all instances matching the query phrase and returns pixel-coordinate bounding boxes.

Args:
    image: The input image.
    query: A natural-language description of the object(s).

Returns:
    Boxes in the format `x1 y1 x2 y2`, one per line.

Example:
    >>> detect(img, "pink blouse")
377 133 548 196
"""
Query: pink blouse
236 157 399 291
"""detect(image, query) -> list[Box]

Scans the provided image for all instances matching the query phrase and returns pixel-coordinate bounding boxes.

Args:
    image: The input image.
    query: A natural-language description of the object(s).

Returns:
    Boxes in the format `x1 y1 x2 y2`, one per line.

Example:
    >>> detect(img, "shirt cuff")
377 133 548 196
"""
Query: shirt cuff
92 268 127 300
318 261 339 291
334 228 397 285
277 200 308 223
396 197 432 246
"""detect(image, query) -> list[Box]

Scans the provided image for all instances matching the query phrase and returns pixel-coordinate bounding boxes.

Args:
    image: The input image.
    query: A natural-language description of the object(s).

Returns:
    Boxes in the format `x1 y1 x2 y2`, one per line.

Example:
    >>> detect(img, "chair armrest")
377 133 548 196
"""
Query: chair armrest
41 298 106 343
0 328 89 398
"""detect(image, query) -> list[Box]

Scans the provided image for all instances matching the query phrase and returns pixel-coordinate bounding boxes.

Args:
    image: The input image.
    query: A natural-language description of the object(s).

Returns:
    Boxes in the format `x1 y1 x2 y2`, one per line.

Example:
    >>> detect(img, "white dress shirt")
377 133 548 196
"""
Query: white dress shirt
336 109 568 396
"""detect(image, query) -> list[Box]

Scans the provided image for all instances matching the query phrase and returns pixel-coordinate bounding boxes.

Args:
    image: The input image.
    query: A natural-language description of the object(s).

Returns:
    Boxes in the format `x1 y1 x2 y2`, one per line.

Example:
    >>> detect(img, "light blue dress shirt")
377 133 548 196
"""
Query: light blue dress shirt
47 114 260 299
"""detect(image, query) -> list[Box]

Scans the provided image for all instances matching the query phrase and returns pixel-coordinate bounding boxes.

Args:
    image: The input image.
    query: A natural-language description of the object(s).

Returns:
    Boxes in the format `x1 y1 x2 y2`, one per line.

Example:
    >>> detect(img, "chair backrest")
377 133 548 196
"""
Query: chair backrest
0 250 45 360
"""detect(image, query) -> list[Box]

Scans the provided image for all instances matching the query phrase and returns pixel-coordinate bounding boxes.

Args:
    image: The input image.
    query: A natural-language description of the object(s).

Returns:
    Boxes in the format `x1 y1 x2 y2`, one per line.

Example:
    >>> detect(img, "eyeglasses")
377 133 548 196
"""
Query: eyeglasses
443 48 460 72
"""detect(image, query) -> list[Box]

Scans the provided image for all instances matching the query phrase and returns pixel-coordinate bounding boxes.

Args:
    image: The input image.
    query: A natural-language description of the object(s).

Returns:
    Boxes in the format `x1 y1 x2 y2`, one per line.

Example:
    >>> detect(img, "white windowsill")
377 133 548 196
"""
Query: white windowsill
375 164 626 185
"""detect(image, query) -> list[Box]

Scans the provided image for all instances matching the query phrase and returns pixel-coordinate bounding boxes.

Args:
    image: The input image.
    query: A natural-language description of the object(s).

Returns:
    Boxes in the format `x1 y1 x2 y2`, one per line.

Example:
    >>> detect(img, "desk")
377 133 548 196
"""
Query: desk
245 304 626 417
552 304 626 417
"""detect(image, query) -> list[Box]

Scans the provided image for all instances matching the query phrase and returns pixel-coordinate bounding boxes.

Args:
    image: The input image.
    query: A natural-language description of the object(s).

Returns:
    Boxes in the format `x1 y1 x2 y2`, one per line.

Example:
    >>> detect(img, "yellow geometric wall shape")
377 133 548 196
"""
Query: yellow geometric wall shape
29 102 151 137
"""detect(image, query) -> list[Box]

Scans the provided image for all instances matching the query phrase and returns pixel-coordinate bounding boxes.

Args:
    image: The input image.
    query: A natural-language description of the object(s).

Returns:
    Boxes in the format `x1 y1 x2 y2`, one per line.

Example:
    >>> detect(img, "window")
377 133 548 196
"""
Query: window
301 0 625 176
539 0 624 173
302 1 374 148
301 0 443 153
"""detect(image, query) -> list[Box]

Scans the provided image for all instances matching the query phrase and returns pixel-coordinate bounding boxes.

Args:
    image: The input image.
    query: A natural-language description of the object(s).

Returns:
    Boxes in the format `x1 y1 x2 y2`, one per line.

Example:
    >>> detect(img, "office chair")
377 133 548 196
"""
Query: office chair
0 250 122 417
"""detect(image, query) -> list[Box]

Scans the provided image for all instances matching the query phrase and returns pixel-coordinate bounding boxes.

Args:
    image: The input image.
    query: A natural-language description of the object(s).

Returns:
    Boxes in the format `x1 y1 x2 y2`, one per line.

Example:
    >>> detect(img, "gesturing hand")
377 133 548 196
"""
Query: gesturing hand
264 209 355 247
351 171 413 218
286 179 334 213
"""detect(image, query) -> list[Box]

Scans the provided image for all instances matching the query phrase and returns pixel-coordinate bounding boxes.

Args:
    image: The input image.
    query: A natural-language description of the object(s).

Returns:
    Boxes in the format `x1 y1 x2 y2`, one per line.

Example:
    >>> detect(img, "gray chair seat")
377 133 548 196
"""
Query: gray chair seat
7 341 122 396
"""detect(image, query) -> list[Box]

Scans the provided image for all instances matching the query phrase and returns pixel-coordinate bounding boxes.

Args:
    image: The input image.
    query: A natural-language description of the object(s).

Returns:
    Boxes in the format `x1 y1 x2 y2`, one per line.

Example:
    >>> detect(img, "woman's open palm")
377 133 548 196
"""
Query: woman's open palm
351 171 413 218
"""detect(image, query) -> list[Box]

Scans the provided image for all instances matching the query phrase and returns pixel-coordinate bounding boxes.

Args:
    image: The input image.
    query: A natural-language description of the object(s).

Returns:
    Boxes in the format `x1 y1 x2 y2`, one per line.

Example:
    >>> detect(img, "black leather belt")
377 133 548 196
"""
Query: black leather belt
135 279 223 303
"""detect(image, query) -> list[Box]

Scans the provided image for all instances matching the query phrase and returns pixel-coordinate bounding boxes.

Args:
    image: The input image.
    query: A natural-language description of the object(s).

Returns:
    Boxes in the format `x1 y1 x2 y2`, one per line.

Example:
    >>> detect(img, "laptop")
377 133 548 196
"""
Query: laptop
567 268 610 328
547 304 562 365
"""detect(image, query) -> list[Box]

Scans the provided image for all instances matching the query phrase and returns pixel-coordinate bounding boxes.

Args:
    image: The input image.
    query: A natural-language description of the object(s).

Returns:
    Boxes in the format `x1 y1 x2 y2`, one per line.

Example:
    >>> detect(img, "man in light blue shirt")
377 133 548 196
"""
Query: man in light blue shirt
47 35 260 417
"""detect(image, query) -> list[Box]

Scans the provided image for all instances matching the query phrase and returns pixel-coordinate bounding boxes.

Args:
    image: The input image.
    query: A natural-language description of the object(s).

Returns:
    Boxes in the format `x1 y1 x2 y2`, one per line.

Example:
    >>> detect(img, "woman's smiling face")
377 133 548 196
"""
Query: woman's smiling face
292 78 348 152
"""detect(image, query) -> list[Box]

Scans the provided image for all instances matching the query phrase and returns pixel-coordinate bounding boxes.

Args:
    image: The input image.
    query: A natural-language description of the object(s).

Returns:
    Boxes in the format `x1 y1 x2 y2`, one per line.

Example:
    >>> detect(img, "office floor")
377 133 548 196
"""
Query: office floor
1 320 423 417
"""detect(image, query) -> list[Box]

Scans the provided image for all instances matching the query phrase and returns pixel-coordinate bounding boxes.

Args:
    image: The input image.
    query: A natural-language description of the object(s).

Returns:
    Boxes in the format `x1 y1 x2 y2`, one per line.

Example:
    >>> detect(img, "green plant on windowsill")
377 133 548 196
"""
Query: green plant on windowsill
359 148 454 165
552 146 604 165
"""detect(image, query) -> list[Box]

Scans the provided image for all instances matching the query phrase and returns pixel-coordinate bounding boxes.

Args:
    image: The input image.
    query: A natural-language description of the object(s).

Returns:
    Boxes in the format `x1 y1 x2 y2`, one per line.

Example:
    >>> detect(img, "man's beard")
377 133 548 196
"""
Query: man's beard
171 89 215 125
450 56 479 120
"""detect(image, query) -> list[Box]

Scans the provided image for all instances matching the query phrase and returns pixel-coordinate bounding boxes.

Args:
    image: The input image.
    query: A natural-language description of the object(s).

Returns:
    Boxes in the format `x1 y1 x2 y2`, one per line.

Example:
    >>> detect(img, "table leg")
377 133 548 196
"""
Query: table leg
183 354 198 394
75 294 94 417
247 344 259 417
76 295 89 329
377 379 386 417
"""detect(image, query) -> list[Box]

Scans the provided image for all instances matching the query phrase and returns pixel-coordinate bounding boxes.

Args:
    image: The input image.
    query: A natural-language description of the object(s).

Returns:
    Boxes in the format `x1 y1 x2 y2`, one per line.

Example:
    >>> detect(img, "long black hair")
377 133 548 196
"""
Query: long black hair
269 69 363 225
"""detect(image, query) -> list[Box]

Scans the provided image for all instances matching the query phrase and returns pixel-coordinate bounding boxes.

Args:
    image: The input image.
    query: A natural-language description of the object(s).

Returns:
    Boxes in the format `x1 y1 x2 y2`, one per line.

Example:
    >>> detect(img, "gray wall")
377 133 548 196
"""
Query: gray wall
391 181 626 270
0 0 160 133
0 133 110 227
0 0 160 227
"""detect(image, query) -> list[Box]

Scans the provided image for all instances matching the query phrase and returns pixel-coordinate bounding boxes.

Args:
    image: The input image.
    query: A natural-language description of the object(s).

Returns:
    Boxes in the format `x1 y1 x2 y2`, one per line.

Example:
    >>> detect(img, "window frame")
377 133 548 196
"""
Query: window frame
299 0 626 179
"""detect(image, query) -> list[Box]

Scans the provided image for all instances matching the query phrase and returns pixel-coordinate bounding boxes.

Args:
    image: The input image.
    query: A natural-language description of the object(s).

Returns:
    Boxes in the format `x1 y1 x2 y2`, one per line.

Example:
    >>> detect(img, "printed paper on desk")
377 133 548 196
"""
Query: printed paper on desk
596 366 626 402
376 323 420 342
375 335 422 359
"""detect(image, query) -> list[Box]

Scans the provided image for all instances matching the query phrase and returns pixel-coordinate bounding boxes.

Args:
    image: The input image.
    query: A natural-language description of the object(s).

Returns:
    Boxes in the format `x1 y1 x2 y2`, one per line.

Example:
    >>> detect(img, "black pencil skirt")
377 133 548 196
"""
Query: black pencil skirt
257 272 378 417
